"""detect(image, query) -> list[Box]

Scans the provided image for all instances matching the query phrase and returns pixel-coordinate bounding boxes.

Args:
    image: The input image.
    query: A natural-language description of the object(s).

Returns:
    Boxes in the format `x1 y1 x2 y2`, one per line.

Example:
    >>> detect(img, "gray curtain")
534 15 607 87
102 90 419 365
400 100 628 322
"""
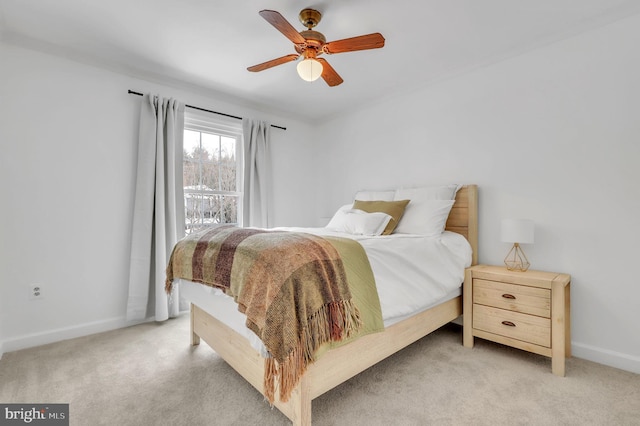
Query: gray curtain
242 119 271 228
127 94 185 321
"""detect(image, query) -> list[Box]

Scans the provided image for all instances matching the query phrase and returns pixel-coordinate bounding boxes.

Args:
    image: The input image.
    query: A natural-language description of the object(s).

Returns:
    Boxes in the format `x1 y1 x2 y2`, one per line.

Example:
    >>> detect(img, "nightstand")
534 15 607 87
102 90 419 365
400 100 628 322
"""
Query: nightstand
463 265 571 376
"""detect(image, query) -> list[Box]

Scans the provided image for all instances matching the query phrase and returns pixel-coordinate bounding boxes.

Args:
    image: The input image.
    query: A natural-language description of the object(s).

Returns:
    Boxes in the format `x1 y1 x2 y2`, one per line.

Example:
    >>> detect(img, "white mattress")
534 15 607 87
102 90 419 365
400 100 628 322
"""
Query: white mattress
178 229 472 354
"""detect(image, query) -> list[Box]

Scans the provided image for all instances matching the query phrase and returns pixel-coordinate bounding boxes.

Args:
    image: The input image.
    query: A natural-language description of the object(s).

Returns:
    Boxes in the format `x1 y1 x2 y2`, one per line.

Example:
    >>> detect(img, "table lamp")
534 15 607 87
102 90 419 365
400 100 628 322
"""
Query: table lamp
501 218 534 272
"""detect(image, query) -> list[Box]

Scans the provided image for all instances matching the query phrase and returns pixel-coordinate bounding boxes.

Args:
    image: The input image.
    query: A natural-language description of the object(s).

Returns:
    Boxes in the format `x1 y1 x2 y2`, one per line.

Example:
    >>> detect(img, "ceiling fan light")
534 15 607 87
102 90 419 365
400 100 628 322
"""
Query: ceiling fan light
296 58 323 82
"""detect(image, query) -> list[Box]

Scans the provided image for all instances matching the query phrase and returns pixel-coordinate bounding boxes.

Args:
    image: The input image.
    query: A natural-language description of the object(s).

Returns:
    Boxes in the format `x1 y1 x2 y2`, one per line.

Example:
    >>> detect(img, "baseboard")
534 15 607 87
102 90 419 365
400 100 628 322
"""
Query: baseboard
572 342 640 374
0 316 150 355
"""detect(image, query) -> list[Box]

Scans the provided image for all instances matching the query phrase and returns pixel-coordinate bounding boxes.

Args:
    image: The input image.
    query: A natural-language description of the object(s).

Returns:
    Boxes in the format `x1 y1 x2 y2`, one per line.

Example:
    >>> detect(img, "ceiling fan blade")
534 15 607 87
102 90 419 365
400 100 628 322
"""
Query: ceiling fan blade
317 58 343 87
323 33 385 54
247 54 300 72
259 10 307 45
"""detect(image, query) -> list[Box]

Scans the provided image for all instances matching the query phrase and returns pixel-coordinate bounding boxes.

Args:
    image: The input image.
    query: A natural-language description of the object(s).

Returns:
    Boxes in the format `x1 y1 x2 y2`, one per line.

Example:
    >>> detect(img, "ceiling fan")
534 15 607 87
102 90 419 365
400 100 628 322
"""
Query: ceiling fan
247 8 385 86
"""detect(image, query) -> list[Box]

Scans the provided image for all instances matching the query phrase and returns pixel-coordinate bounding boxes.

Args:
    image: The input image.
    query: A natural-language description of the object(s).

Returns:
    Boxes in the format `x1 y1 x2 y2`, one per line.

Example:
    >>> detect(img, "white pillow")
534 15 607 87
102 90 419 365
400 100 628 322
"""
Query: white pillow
326 207 392 236
394 199 455 236
354 190 395 201
394 184 460 201
326 204 353 230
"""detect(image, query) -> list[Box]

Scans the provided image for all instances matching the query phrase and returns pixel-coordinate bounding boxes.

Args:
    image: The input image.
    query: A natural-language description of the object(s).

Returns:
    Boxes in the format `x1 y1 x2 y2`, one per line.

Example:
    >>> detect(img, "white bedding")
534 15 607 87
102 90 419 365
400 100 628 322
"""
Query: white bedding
178 229 472 354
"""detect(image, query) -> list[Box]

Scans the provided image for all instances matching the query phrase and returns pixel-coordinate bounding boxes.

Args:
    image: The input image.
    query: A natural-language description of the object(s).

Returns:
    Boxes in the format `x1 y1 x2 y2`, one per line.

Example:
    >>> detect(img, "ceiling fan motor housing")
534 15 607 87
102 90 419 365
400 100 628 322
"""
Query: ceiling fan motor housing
300 30 326 47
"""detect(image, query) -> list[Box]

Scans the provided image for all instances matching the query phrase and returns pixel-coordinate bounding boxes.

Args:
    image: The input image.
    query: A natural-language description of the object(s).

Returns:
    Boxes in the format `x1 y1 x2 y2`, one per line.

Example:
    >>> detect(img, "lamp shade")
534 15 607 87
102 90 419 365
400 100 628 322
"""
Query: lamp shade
297 58 323 82
501 218 534 244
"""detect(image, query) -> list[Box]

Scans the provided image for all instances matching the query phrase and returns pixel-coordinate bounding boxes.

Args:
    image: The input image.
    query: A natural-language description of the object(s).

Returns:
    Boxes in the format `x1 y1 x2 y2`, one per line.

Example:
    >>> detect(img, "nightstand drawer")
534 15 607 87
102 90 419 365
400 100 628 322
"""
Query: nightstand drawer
473 305 551 347
473 279 550 317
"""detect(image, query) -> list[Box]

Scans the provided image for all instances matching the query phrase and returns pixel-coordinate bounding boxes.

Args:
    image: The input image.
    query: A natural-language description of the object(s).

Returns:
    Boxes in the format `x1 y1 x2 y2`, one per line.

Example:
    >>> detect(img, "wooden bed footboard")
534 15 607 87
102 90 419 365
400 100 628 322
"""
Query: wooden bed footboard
191 296 462 426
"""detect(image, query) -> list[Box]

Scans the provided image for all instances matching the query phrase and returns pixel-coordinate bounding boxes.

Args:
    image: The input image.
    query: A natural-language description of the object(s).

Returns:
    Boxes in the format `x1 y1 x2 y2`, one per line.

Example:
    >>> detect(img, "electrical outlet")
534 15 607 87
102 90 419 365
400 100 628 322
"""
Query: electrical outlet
28 283 44 300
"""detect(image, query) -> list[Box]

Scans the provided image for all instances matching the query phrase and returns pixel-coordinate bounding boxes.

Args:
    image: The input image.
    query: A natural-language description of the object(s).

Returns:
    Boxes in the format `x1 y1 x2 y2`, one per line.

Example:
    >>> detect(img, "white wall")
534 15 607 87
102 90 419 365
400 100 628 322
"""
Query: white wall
0 41 316 354
314 14 640 373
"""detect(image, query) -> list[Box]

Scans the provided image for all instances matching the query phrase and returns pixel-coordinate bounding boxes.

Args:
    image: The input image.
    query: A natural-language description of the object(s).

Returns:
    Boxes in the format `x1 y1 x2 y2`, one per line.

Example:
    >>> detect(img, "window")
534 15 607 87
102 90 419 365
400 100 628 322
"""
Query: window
183 113 242 234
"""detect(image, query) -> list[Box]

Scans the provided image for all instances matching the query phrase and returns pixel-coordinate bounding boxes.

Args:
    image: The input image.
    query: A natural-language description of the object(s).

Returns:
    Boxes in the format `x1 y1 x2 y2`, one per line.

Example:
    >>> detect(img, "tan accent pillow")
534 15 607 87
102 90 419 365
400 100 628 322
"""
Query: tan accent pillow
352 199 410 235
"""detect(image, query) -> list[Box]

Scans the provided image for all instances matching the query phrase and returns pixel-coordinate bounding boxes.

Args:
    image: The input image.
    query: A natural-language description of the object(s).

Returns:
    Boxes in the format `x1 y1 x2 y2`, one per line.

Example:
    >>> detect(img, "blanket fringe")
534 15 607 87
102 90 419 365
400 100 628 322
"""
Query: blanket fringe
264 356 278 403
263 299 362 403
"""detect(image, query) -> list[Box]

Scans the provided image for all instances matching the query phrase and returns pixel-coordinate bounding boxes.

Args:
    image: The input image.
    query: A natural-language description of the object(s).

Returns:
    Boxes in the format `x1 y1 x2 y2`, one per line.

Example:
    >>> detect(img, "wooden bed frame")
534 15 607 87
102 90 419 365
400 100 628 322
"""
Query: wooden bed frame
189 185 478 425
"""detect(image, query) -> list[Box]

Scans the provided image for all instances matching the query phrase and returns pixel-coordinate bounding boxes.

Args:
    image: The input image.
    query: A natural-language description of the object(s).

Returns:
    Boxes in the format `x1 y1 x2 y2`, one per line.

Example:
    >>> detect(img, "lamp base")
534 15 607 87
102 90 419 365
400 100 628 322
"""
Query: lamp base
504 243 531 272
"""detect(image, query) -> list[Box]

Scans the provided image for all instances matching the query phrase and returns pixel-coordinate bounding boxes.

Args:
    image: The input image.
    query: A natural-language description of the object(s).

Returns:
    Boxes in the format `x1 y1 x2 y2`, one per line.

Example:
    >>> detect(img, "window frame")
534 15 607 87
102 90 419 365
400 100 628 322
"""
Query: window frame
183 111 243 233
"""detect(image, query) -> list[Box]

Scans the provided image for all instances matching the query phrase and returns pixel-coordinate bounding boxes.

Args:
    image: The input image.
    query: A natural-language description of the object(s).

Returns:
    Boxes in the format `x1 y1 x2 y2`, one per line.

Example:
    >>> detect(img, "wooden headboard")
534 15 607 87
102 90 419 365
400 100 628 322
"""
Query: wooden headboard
445 184 478 265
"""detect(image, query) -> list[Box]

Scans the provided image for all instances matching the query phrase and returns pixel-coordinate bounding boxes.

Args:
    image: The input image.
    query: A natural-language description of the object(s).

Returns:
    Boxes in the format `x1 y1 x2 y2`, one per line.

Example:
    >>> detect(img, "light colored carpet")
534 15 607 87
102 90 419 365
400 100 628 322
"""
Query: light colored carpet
1 314 638 426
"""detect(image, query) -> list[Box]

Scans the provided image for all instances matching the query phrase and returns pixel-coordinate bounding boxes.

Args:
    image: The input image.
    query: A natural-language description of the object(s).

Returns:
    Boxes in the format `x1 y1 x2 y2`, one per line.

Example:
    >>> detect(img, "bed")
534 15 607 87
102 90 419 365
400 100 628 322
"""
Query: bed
169 184 478 425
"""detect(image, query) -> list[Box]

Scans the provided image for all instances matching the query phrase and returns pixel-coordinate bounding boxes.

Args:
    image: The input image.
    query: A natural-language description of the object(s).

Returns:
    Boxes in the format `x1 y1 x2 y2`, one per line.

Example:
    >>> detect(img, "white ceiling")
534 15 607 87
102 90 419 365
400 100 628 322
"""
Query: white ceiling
1 0 639 122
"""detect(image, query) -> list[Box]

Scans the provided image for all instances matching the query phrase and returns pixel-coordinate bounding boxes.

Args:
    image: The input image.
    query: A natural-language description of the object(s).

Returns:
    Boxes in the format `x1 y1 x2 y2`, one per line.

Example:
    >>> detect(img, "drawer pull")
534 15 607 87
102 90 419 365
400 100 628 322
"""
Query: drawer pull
501 321 516 327
502 294 516 300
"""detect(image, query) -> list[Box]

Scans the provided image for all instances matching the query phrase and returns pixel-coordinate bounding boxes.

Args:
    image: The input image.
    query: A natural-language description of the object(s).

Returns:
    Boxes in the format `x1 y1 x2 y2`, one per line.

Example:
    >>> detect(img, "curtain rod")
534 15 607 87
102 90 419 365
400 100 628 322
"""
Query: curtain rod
127 90 286 131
